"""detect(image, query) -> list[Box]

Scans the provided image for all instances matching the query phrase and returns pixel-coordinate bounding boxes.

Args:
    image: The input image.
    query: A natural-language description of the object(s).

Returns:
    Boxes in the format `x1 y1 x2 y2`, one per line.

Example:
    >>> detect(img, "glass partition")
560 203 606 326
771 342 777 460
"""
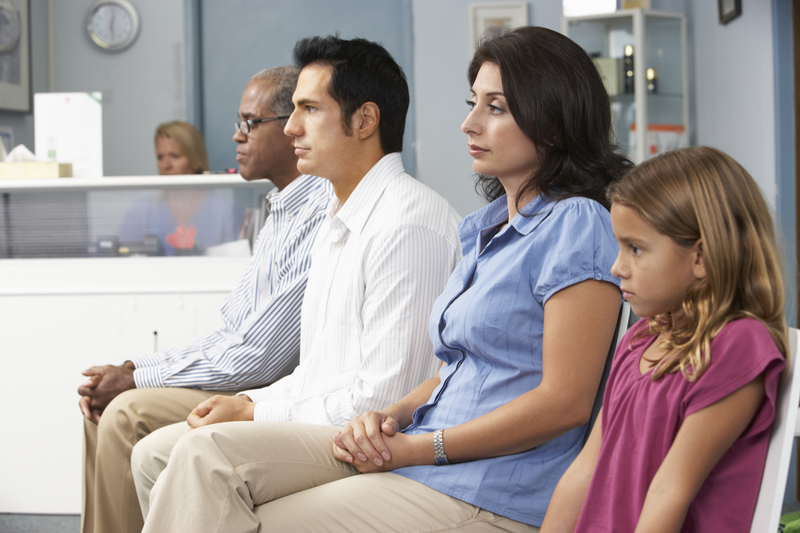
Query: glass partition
0 179 271 259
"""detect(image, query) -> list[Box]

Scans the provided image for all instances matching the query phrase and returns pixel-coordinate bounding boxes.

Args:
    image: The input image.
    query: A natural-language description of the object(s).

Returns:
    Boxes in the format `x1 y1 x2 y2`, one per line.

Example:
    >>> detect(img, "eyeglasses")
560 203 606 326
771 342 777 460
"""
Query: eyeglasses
234 116 291 135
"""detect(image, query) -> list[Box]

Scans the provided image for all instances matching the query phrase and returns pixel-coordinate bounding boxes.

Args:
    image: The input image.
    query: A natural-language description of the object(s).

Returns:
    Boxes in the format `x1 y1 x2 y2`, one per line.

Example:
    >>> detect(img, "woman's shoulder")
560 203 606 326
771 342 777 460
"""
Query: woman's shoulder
546 195 610 223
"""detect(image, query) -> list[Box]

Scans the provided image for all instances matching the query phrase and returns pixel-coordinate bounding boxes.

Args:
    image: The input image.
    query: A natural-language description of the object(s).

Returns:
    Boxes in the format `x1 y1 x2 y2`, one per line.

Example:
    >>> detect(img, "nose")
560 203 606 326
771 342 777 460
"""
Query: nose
610 252 626 279
284 110 300 138
233 127 246 144
461 108 479 136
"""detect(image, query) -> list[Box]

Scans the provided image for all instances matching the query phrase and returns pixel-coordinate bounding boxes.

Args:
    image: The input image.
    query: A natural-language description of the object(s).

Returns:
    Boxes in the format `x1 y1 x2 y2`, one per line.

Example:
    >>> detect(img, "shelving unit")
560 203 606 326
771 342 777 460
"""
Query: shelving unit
563 9 689 163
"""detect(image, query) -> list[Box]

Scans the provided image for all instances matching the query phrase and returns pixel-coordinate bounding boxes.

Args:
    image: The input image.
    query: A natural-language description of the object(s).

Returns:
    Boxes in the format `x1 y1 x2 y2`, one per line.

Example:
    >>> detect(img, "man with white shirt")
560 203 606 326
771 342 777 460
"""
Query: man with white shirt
77 66 332 533
133 36 461 526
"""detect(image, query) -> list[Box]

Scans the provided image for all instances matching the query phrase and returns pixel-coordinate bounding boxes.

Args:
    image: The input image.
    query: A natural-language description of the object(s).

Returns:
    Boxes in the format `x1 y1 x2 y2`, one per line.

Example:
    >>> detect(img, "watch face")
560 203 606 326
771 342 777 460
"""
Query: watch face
0 6 21 53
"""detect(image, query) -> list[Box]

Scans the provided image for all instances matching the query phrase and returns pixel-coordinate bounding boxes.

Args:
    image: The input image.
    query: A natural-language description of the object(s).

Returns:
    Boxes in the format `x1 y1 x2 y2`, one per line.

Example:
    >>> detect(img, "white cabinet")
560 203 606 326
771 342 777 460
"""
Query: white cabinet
563 9 689 164
0 175 269 513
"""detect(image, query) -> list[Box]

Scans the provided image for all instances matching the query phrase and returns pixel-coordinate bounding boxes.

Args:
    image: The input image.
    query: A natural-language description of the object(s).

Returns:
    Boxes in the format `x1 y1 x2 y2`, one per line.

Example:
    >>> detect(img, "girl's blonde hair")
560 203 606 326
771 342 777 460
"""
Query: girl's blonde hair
608 146 787 381
154 121 209 174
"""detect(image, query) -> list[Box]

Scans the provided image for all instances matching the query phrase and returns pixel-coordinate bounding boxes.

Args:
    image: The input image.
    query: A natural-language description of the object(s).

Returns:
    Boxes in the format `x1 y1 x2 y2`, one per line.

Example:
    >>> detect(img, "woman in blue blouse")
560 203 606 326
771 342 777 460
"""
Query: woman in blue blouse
141 27 631 532
328 27 631 530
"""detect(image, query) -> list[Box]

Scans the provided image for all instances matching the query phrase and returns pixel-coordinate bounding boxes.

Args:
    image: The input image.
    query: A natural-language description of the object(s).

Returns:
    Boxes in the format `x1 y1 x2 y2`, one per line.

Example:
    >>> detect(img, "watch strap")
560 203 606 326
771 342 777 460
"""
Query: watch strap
433 429 449 465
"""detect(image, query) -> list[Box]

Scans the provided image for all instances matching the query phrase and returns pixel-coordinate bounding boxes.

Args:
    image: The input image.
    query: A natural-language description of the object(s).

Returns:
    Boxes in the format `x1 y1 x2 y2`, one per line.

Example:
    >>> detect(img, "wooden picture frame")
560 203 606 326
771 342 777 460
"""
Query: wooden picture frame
718 0 742 25
0 0 31 113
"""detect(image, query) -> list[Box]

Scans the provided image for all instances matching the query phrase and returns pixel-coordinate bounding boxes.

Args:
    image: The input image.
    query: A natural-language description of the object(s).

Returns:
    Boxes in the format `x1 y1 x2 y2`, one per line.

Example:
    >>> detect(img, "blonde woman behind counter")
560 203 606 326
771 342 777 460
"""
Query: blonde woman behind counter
117 121 238 255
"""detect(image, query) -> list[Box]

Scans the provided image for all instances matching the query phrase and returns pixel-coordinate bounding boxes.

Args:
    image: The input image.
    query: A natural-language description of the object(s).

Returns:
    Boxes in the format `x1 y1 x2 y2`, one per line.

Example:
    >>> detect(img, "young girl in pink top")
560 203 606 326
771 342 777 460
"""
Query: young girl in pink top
541 146 788 533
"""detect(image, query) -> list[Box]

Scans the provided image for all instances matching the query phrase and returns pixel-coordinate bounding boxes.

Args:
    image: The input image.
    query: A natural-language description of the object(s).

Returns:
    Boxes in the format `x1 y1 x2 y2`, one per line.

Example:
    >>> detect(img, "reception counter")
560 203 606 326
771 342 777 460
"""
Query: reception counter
0 174 271 513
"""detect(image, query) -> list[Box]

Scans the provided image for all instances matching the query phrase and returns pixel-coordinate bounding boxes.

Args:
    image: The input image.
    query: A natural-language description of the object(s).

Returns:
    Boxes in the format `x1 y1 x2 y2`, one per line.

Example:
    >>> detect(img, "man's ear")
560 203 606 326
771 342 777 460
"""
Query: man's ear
351 102 380 140
692 239 707 280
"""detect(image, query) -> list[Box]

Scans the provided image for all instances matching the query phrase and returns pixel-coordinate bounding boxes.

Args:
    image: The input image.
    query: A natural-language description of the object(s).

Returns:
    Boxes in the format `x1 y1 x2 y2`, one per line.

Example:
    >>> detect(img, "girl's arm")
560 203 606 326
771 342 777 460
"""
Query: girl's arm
334 279 620 470
539 408 604 533
634 374 766 533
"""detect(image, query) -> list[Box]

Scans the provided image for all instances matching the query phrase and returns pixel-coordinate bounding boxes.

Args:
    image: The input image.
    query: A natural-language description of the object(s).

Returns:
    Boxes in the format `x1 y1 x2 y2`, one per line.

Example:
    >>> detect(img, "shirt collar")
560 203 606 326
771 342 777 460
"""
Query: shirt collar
270 174 318 215
460 193 557 237
326 153 403 237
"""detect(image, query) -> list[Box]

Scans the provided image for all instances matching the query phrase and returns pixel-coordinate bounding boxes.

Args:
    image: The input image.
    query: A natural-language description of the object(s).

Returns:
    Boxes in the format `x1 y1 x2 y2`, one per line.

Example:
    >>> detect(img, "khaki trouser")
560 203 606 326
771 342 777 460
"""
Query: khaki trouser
81 387 232 533
130 420 192 518
142 421 540 533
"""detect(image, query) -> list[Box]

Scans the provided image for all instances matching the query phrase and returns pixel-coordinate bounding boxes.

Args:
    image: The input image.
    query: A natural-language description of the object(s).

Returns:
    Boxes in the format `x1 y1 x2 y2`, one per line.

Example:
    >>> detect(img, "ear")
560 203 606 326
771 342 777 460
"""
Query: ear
691 239 707 280
351 102 380 140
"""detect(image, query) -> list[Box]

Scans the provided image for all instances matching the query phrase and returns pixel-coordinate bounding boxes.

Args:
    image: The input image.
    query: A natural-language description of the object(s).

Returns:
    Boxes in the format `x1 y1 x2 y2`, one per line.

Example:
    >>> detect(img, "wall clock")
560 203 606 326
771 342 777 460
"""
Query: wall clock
86 0 140 52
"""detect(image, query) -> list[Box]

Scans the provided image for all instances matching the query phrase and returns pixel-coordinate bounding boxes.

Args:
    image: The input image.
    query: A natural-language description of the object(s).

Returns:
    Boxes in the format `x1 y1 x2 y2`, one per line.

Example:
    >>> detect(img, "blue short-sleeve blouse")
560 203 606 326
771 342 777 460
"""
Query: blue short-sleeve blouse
394 193 620 526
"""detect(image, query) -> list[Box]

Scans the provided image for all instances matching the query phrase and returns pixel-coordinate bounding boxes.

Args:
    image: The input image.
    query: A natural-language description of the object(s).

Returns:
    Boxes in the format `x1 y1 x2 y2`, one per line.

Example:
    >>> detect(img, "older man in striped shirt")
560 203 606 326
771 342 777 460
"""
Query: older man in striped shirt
77 66 332 533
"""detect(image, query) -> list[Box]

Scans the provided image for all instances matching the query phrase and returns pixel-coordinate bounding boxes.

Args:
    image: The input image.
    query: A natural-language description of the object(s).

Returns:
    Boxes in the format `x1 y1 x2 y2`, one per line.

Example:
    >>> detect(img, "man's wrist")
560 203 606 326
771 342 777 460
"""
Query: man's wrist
122 360 136 371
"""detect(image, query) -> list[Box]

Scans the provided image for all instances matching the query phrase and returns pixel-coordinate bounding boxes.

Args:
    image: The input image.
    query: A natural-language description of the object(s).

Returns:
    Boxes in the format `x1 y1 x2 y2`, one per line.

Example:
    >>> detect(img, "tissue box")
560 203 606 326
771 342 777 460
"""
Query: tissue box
0 162 73 179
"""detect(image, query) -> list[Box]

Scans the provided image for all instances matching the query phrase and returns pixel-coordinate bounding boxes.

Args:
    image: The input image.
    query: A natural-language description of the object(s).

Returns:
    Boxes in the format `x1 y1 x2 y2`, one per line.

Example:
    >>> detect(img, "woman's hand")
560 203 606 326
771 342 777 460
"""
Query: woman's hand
333 429 430 474
333 410 400 467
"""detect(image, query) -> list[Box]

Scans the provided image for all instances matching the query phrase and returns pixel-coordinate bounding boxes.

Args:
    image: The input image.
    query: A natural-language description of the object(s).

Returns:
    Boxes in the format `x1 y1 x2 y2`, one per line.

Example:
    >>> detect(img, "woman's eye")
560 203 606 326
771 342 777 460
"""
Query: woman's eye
465 99 476 109
489 105 503 115
630 244 641 255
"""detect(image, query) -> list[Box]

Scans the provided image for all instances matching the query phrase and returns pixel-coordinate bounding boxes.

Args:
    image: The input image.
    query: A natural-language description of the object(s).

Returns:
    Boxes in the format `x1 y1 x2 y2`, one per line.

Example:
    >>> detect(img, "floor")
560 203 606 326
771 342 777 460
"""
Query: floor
0 514 80 533
3 499 800 532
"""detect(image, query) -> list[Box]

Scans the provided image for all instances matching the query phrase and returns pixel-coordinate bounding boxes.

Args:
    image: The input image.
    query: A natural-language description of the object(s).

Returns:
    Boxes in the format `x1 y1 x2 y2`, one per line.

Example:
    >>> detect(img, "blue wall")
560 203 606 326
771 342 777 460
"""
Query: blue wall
199 0 415 176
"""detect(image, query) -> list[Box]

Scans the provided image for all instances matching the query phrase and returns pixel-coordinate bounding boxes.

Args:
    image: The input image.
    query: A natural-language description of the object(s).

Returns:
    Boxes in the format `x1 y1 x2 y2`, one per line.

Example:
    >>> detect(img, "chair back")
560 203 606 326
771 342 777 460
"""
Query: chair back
750 327 800 533
583 301 634 445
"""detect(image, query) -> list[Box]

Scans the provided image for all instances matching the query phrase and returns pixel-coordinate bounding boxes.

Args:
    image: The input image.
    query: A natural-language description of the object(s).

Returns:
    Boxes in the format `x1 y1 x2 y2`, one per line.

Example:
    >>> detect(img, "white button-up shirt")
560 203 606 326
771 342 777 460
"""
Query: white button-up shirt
244 153 462 425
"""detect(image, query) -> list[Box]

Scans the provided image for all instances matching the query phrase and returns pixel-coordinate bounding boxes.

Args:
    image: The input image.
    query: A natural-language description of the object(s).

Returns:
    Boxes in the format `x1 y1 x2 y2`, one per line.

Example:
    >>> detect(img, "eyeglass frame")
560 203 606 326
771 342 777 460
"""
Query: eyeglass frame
234 116 291 135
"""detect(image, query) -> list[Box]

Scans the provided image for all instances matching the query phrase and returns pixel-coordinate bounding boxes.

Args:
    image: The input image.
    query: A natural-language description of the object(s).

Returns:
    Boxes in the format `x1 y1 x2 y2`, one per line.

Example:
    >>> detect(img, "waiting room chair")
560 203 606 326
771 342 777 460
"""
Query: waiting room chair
584 301 634 444
750 327 800 533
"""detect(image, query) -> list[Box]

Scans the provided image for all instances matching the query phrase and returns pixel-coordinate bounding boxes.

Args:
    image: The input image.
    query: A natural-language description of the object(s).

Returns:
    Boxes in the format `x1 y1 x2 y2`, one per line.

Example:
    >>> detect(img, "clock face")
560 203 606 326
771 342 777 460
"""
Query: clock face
0 5 21 53
87 0 140 51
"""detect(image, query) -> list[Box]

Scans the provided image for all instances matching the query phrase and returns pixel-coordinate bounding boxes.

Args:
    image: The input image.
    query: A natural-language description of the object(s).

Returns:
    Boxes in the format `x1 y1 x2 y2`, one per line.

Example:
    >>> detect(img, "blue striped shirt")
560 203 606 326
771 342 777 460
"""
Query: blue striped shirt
132 174 332 390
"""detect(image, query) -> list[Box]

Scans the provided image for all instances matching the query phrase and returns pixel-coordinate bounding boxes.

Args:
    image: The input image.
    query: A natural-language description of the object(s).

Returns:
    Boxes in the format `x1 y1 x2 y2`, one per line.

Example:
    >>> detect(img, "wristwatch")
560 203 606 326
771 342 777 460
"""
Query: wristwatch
433 429 449 465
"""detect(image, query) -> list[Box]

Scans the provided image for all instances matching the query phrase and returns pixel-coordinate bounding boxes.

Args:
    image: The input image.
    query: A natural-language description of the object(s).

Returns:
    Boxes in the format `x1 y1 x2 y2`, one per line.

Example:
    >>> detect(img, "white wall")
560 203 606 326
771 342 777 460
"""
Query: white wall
688 0 776 207
412 0 562 217
51 0 188 176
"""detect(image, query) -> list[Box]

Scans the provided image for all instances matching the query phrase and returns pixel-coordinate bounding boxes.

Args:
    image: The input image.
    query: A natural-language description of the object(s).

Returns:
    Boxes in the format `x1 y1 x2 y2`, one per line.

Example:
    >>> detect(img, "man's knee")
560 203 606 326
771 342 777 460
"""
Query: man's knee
96 389 157 446
131 423 189 486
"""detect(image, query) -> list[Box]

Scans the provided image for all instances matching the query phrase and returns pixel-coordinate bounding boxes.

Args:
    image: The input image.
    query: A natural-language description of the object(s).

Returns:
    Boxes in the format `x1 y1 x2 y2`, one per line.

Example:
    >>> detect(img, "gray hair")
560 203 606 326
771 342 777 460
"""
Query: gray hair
251 66 300 119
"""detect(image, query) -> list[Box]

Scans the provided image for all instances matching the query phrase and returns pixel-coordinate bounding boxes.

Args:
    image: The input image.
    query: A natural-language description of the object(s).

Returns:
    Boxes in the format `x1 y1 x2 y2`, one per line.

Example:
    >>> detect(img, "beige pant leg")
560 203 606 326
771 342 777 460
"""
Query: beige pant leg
130 421 191 518
254 473 539 533
81 387 228 533
142 421 359 533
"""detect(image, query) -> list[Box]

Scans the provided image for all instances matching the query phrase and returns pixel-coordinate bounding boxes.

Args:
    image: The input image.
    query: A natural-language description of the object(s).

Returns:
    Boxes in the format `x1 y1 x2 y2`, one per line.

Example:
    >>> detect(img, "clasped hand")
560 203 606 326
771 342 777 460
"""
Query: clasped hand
187 394 255 428
333 411 418 474
77 361 136 424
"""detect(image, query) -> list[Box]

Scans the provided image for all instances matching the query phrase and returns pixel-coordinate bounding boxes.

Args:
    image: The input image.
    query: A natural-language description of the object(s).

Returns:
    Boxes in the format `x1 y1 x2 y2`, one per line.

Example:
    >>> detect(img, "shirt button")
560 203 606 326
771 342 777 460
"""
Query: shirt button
595 272 603 280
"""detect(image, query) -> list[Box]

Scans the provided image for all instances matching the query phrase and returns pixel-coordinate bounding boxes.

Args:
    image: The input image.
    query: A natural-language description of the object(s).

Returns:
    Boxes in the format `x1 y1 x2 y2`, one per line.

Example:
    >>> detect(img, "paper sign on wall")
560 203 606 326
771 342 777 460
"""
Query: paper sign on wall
34 92 103 178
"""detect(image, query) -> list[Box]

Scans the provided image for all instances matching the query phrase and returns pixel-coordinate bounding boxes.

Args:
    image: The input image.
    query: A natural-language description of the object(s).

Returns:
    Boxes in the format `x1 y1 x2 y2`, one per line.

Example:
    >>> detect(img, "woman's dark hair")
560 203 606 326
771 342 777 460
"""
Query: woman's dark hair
293 35 409 155
468 26 633 211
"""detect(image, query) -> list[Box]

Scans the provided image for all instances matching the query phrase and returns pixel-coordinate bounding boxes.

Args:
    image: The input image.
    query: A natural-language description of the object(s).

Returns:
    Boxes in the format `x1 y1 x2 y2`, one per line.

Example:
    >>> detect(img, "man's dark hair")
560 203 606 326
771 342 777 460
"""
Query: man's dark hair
293 35 409 154
468 26 634 211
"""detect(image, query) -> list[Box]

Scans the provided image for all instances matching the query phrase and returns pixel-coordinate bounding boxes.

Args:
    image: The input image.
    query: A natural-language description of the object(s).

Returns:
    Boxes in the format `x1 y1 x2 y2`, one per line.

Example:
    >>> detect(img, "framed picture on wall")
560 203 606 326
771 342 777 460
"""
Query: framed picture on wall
468 2 528 56
0 0 31 113
718 0 742 25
